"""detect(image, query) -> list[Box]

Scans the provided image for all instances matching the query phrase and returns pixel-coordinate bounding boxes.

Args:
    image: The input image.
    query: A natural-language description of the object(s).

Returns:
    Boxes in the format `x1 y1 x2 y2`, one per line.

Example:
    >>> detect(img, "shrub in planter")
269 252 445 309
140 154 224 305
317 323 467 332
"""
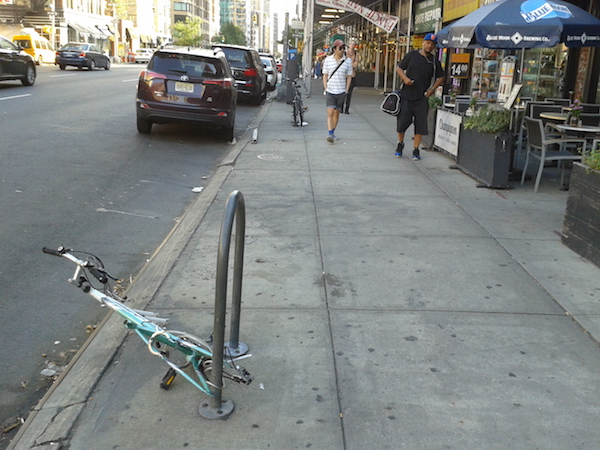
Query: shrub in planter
455 105 512 188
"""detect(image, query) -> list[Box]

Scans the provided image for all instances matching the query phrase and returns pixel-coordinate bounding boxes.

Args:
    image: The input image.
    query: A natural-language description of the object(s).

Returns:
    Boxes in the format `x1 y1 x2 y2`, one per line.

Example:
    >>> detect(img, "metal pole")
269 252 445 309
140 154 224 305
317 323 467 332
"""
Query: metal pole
198 190 247 420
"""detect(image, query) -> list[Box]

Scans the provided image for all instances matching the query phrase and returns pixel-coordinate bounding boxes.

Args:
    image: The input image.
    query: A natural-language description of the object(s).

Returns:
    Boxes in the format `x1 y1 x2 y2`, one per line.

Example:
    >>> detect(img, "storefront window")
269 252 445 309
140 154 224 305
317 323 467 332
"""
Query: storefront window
470 48 503 100
521 46 567 100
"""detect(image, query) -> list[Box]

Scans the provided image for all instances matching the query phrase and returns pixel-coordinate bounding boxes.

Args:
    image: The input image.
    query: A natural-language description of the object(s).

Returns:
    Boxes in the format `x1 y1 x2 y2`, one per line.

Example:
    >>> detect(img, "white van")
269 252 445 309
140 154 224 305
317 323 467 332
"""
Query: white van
13 31 55 65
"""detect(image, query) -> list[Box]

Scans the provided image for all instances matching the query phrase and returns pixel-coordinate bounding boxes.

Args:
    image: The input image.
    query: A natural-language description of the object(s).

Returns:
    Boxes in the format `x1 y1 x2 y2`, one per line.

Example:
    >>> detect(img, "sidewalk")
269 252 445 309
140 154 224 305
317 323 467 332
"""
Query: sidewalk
10 83 600 449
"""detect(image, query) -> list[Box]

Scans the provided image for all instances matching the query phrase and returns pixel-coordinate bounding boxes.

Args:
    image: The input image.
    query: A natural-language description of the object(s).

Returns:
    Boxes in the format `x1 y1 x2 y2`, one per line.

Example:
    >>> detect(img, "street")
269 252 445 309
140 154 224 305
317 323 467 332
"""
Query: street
0 62 264 441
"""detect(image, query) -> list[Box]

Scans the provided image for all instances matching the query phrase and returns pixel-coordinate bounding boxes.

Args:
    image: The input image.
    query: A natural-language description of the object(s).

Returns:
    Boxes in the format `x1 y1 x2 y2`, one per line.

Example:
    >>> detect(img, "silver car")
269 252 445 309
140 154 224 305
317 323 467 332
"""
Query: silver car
260 53 277 92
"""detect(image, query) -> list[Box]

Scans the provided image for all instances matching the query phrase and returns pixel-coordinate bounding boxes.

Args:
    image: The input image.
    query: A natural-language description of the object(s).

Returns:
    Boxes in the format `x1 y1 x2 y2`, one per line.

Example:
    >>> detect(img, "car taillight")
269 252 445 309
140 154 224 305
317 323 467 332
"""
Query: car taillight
79 52 86 57
243 68 258 76
141 70 167 81
204 79 233 87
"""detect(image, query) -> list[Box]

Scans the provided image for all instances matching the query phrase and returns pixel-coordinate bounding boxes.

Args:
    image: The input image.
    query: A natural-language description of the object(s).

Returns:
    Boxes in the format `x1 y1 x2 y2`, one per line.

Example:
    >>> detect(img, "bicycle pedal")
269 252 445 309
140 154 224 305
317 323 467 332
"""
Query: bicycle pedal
160 368 177 390
223 366 253 385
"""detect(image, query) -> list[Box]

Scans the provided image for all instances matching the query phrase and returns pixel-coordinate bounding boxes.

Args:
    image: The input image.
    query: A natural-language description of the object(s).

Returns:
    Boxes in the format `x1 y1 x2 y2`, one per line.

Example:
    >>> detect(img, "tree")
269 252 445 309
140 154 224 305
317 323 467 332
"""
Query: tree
216 22 246 46
172 17 205 47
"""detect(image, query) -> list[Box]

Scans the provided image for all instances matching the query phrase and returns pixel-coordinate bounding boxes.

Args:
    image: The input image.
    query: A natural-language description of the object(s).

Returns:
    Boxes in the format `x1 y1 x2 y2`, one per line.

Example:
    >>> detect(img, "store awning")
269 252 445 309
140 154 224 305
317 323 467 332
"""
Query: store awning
126 27 139 40
69 22 103 39
96 25 113 38
139 34 150 44
68 22 90 35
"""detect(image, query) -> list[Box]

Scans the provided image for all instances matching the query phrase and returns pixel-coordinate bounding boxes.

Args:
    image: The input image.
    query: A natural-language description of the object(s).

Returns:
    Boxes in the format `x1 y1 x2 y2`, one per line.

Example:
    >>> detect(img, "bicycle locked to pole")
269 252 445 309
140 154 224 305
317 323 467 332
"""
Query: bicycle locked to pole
42 246 253 403
289 77 309 127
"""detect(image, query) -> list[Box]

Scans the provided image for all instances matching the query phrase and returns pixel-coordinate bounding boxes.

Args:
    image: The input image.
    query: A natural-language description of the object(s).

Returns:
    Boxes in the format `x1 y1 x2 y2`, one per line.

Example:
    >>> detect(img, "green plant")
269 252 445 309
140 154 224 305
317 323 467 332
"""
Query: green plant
583 143 600 171
462 105 510 133
570 98 583 119
428 95 442 109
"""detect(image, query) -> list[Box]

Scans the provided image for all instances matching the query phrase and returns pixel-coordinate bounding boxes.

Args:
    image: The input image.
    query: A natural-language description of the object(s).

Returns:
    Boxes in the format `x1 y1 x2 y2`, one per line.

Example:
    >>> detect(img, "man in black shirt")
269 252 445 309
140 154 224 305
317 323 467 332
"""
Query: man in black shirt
395 33 445 160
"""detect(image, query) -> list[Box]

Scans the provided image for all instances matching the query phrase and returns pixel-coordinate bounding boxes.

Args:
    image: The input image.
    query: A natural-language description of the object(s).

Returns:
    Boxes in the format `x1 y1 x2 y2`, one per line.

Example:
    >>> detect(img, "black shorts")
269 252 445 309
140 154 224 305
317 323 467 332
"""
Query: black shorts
396 96 429 135
326 92 346 110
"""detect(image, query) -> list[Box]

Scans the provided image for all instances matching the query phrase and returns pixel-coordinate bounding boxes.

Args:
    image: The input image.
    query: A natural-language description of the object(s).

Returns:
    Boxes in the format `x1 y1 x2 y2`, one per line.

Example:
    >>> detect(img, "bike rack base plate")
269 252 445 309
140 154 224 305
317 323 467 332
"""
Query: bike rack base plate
198 398 235 420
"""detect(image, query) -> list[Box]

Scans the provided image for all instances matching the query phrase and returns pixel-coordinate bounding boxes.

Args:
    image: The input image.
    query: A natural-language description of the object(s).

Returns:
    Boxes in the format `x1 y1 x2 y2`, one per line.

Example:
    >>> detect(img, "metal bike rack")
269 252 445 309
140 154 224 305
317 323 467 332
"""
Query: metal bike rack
198 190 249 420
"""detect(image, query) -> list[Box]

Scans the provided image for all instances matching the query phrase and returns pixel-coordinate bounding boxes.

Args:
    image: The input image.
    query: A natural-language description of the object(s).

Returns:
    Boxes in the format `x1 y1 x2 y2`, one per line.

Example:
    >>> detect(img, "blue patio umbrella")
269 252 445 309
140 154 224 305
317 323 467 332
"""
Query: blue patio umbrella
437 0 600 48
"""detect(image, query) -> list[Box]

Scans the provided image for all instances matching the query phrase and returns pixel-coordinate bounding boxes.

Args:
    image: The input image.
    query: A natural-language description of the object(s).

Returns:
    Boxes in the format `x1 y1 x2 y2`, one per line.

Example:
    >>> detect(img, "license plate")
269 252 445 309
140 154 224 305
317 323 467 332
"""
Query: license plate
175 82 194 93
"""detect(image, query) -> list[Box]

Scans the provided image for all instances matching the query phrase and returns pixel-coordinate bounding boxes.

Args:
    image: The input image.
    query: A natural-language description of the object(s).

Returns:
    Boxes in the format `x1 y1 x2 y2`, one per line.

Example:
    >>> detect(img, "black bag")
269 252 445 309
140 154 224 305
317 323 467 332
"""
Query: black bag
381 91 401 116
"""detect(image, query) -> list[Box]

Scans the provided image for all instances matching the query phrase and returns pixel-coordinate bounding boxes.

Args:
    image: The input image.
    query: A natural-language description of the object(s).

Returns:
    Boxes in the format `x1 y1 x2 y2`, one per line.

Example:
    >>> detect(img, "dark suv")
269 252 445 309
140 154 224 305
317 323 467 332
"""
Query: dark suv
211 44 267 105
136 47 237 140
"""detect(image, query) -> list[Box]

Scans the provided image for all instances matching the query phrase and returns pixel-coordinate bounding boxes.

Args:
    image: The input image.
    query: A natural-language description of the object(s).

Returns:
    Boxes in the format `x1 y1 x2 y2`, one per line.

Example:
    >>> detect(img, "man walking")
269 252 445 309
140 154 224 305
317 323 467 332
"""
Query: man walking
323 39 353 143
395 33 445 160
342 41 359 114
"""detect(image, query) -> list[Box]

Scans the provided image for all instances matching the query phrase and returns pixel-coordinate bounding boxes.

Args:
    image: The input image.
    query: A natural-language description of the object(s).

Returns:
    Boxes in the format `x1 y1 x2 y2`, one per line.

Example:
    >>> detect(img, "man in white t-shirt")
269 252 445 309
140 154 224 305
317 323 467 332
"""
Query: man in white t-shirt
322 39 353 143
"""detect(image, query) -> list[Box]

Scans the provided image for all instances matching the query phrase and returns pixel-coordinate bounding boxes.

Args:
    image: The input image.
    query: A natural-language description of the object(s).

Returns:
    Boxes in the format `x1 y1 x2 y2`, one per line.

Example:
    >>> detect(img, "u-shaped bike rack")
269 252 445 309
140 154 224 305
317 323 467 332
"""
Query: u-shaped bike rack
198 190 249 420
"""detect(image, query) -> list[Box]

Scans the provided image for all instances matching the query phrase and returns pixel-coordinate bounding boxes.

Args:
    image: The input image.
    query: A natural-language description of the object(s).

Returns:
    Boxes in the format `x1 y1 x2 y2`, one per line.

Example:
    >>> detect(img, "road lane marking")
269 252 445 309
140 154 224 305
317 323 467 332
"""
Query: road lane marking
122 78 139 82
50 73 77 78
0 94 32 101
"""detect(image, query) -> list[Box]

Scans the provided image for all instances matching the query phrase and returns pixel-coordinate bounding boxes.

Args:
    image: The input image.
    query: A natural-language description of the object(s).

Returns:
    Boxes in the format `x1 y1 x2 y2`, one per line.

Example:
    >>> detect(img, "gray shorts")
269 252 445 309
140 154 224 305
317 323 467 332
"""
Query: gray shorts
326 92 346 110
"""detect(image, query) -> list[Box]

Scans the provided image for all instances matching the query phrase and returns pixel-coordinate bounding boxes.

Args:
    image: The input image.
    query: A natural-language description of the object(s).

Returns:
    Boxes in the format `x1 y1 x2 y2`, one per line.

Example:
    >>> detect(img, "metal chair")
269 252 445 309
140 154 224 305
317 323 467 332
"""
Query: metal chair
580 113 600 126
545 98 570 107
521 117 586 192
455 101 470 113
581 103 600 114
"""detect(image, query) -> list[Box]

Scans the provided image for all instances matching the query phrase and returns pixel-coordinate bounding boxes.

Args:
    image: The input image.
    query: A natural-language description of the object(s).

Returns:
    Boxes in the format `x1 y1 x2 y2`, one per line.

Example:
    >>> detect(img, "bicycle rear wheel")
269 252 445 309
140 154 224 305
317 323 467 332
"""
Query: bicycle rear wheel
294 97 303 127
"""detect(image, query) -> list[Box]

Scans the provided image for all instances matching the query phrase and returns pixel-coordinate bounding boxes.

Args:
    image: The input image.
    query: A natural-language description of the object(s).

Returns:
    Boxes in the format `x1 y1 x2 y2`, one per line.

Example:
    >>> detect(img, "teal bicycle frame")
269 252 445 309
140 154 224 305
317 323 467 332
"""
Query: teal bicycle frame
43 246 252 397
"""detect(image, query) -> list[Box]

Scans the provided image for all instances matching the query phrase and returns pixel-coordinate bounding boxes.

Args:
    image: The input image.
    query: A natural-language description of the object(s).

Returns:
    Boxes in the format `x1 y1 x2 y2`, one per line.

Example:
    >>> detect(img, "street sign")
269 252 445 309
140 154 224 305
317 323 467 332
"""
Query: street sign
291 20 304 29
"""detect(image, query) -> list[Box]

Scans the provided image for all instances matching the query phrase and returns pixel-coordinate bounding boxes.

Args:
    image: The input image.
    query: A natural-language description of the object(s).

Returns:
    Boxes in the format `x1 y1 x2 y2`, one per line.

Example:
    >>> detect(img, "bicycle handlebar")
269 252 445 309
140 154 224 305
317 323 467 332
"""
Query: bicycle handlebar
43 246 110 284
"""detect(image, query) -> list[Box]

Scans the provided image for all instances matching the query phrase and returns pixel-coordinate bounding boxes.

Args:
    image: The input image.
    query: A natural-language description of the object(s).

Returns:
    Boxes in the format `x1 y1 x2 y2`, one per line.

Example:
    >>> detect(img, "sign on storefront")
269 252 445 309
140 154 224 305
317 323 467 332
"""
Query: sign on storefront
450 53 471 79
316 0 399 33
414 0 442 34
434 109 462 157
443 0 479 23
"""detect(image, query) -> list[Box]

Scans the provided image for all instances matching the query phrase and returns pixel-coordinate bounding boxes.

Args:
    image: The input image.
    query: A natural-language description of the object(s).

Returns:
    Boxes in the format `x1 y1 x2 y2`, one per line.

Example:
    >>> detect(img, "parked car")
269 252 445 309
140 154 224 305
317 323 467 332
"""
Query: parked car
259 53 277 91
131 48 153 64
136 47 237 140
55 43 110 71
12 32 55 65
211 44 266 105
0 35 36 86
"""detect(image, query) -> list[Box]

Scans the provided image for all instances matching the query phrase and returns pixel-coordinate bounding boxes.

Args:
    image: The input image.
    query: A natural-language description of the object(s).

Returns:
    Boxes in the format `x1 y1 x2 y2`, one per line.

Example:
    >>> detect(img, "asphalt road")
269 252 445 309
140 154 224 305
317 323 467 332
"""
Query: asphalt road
0 62 264 441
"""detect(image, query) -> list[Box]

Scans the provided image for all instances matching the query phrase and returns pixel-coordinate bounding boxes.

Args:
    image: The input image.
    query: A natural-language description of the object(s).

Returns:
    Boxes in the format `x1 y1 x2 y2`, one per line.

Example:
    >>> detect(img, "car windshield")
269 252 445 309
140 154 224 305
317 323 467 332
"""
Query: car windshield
150 53 224 78
14 39 31 48
261 58 272 68
61 44 88 51
220 48 250 64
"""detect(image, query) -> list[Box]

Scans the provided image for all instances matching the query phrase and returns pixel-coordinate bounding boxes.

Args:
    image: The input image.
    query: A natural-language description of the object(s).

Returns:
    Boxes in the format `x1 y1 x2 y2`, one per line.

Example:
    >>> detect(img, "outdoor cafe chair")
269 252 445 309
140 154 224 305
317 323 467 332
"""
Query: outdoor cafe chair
580 113 600 127
545 98 570 107
516 101 552 160
581 103 600 114
521 117 586 193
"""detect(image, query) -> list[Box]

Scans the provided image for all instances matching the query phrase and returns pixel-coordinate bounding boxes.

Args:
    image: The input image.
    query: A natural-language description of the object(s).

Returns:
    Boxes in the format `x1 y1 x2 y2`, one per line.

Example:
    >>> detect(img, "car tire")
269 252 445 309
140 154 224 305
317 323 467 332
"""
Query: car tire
89 60 96 71
251 92 263 106
137 116 153 134
77 66 83 70
59 64 66 70
21 64 36 86
104 59 111 70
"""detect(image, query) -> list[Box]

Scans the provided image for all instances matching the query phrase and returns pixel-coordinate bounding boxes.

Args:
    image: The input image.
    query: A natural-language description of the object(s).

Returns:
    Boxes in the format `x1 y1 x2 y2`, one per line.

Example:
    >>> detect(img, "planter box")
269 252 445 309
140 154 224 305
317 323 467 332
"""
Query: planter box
562 162 600 268
454 128 512 189
421 107 437 151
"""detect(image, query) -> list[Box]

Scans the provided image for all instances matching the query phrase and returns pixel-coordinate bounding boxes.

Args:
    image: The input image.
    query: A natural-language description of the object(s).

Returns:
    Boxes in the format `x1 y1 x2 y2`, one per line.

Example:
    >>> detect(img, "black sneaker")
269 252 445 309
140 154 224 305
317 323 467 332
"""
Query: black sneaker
412 149 421 161
395 142 404 157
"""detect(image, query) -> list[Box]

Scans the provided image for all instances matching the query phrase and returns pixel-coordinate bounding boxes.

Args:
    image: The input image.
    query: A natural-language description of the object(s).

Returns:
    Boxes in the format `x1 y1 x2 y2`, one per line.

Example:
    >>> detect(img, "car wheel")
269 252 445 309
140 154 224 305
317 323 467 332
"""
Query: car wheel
251 92 263 106
59 64 66 70
77 66 83 70
137 116 153 134
89 60 96 71
21 64 36 86
104 59 111 70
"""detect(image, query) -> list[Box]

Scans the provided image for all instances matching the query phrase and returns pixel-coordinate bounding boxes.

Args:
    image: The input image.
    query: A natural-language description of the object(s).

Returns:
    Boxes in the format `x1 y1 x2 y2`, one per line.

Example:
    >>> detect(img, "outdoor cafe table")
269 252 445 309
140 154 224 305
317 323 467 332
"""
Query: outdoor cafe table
540 112 569 122
554 124 600 147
